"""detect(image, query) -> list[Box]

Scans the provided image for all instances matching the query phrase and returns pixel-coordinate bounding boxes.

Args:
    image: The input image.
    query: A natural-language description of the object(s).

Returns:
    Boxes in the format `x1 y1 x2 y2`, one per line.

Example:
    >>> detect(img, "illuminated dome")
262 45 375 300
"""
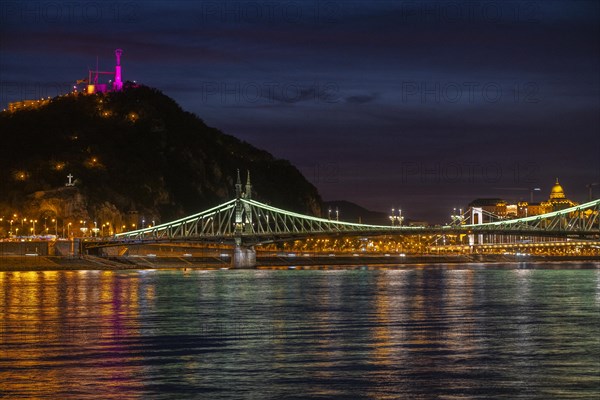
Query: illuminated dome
549 178 566 200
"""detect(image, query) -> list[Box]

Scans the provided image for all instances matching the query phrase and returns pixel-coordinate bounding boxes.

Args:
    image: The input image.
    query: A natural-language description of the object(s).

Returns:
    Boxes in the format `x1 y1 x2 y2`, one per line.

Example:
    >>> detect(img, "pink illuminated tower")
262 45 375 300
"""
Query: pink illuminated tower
113 49 123 91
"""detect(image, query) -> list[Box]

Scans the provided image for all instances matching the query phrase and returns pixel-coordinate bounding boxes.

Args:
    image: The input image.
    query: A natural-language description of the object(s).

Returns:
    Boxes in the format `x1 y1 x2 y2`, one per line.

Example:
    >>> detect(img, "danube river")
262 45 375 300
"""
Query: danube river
1 264 599 399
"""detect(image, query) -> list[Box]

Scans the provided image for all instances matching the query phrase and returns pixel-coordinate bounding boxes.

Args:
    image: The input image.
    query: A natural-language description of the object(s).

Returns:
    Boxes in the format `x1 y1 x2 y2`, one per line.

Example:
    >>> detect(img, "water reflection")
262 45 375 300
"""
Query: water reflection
0 266 599 399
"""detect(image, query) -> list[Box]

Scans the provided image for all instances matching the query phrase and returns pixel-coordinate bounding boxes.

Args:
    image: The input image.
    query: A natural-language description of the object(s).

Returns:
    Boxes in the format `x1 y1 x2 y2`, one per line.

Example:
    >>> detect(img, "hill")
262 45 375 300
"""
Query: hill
0 85 321 231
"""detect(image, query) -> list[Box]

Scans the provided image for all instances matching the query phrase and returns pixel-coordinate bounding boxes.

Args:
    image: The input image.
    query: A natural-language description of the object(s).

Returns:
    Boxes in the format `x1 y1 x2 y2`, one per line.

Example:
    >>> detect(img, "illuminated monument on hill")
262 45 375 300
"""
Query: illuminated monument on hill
6 48 126 112
86 48 124 94
113 49 123 91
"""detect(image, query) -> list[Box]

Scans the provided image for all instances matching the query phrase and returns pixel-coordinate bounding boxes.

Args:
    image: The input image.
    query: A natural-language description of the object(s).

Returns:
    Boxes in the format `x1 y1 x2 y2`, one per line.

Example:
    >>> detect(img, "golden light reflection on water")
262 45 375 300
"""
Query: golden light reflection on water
365 272 399 400
0 271 146 399
371 273 393 367
1 267 599 399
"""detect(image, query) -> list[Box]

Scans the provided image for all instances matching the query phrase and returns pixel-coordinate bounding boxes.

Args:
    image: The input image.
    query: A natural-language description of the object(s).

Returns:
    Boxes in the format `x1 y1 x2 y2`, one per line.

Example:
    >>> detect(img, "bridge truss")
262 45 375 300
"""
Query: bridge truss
458 199 600 234
94 198 600 247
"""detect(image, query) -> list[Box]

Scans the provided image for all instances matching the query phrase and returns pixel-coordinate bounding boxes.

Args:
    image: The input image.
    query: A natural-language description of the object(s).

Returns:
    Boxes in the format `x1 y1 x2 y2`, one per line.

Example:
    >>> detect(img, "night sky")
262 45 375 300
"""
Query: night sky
1 0 599 222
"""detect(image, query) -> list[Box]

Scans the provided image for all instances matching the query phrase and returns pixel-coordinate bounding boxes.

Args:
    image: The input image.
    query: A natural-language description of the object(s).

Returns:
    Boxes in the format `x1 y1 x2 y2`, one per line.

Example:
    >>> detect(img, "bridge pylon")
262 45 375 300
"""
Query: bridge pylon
232 170 256 268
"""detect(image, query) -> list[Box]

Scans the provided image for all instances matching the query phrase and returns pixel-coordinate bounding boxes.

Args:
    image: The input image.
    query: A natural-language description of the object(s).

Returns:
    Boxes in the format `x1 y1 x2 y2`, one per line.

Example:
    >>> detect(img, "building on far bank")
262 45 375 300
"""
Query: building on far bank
466 178 578 222
465 198 507 223
539 178 578 212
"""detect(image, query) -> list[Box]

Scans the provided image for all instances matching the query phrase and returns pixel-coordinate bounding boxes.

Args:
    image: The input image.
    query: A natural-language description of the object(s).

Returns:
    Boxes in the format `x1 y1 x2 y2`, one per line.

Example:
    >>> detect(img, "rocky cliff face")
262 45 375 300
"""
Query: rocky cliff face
0 85 321 229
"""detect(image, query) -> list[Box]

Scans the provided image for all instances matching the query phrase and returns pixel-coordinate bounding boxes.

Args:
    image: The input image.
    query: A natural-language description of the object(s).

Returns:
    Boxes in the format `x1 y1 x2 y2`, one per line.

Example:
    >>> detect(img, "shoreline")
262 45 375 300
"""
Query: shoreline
0 254 598 271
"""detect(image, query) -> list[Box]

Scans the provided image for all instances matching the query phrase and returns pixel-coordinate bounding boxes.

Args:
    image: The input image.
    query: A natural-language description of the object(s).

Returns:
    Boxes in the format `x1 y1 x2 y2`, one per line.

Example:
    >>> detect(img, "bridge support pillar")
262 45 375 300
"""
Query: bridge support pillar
231 245 256 269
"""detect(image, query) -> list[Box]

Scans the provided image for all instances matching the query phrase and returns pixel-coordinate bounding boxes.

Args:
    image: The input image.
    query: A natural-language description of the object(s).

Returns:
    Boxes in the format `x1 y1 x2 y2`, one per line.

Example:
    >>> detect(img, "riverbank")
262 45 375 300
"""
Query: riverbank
0 254 598 271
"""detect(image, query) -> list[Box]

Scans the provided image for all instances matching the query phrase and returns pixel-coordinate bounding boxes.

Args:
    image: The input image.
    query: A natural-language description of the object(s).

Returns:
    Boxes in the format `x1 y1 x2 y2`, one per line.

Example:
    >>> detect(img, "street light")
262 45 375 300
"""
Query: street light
92 221 100 237
80 220 88 237
390 208 404 226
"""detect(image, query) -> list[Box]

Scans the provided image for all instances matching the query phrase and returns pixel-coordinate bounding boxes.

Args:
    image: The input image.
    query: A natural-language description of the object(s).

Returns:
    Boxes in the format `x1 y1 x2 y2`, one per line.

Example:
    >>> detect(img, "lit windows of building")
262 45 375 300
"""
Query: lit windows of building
540 178 578 212
466 179 578 221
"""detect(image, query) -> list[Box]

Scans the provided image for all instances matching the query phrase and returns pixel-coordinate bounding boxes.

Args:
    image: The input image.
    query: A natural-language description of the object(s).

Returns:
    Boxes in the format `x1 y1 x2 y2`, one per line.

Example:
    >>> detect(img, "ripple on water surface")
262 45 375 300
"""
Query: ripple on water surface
1 264 599 399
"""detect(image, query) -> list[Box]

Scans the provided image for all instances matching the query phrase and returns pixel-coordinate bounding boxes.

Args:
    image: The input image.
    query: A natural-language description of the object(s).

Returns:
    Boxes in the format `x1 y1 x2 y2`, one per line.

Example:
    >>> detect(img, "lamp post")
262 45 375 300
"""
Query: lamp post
390 208 404 226
80 220 88 237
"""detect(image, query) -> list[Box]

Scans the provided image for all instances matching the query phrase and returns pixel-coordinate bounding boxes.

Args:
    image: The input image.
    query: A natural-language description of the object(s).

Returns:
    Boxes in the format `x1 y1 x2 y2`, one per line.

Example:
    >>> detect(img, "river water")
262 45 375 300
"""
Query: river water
1 263 599 399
